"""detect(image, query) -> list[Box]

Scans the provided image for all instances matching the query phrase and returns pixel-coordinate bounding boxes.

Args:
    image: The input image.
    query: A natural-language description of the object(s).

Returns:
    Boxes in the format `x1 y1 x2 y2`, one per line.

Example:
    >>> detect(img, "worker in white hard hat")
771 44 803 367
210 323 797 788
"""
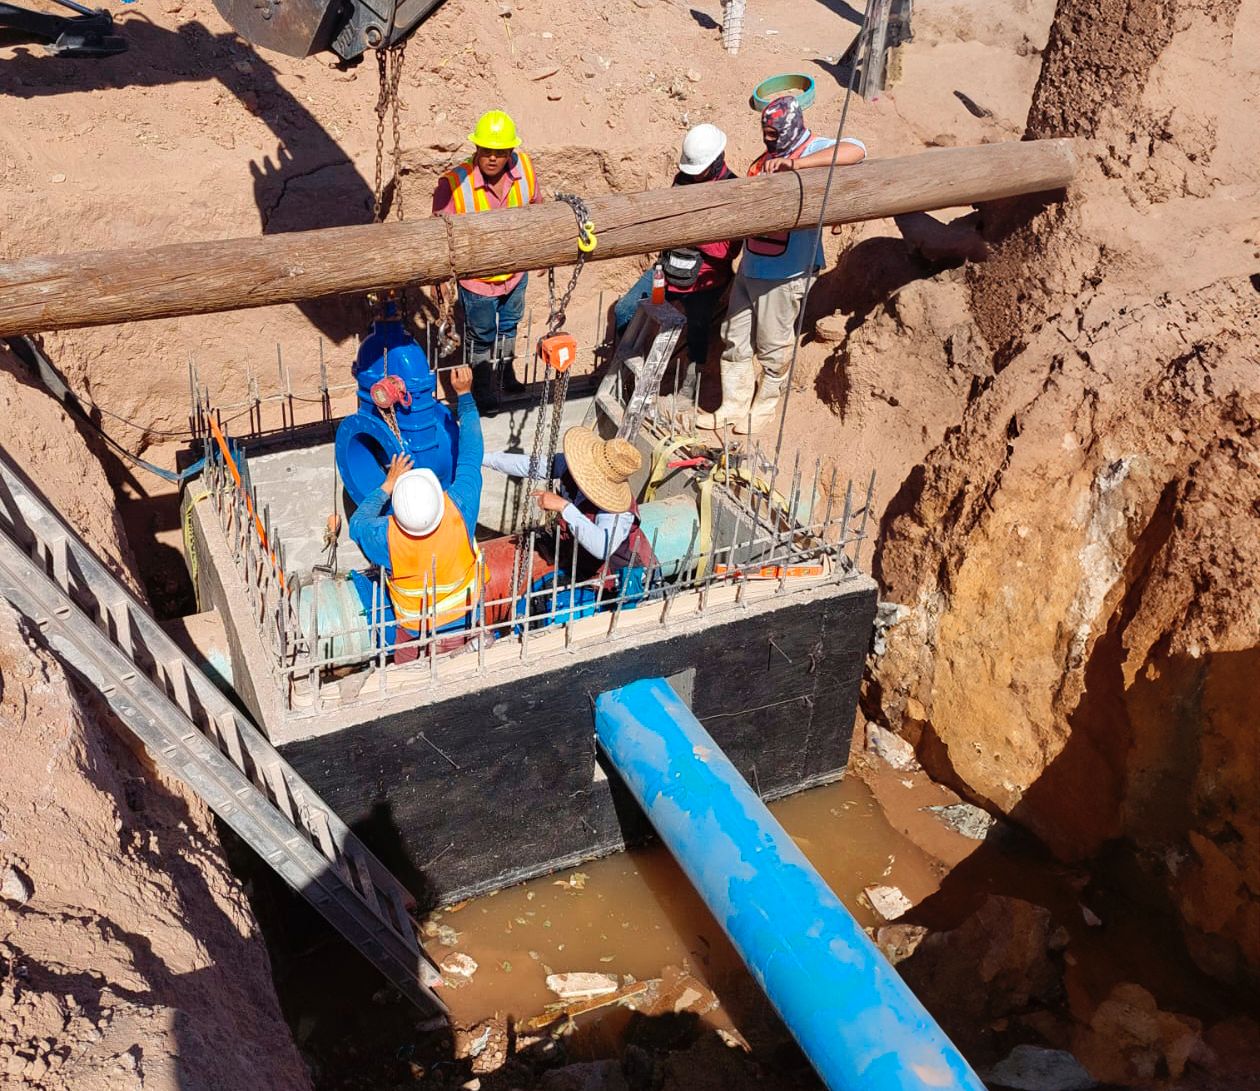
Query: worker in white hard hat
433 110 543 417
611 123 742 401
348 366 489 659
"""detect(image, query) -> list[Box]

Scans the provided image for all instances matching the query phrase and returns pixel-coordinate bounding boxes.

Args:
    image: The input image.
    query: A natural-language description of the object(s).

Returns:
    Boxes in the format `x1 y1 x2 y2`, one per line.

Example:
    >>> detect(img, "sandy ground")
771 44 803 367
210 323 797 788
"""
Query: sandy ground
1 0 1050 512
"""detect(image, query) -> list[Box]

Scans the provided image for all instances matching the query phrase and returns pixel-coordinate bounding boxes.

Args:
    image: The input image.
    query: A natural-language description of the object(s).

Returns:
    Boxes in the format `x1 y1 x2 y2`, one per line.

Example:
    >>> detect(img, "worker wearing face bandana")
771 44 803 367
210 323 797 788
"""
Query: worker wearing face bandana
697 96 867 435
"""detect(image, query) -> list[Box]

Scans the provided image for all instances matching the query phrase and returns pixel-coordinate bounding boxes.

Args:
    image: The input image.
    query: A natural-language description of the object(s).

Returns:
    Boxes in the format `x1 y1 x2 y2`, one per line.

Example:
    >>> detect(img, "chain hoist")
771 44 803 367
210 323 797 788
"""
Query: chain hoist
364 288 408 444
514 194 596 536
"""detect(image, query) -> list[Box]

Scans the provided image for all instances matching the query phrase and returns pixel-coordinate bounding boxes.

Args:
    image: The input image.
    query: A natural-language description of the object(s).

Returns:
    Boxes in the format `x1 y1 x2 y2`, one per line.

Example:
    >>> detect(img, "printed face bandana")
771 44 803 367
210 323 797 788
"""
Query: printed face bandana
761 96 810 155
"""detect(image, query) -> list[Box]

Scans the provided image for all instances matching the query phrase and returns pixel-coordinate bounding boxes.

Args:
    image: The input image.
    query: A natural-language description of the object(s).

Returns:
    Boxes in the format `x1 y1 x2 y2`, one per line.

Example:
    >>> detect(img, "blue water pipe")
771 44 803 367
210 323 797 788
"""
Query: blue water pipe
334 306 459 504
593 678 985 1091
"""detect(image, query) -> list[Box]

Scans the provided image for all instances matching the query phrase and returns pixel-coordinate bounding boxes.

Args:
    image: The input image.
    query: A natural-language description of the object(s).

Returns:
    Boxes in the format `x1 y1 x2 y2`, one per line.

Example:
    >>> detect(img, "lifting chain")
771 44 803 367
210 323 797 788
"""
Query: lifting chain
372 41 408 224
512 194 596 542
544 193 595 335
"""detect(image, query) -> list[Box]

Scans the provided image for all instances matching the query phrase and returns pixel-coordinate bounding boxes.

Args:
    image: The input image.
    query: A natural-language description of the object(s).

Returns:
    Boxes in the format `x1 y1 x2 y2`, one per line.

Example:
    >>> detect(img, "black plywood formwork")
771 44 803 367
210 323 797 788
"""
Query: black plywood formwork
277 582 877 909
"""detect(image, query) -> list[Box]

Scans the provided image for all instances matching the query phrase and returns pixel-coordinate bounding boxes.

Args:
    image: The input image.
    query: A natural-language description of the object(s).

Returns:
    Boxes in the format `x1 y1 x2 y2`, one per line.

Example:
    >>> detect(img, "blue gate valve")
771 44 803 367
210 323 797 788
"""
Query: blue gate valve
335 303 459 505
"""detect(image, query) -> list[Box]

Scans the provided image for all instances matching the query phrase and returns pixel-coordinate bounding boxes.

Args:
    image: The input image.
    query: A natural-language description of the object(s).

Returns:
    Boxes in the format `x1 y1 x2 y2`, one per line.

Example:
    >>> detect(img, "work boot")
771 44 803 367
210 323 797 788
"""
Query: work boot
694 359 755 431
471 361 500 417
733 371 788 435
498 356 528 397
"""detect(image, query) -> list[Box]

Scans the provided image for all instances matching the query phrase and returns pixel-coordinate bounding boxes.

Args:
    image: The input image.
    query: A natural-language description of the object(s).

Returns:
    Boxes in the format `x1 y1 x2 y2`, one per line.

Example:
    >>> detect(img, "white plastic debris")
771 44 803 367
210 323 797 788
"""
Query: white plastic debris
863 884 913 921
440 952 479 981
545 972 619 999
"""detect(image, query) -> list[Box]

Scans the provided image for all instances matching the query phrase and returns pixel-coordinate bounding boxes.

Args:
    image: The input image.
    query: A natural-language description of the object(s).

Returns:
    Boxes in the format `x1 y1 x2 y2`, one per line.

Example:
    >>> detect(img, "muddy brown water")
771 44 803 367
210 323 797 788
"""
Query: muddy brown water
426 776 946 1029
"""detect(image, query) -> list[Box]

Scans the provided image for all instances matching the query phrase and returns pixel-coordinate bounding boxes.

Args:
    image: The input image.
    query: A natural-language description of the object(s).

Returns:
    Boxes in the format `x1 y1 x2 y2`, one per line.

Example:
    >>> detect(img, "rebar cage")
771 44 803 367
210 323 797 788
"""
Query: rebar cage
186 305 875 721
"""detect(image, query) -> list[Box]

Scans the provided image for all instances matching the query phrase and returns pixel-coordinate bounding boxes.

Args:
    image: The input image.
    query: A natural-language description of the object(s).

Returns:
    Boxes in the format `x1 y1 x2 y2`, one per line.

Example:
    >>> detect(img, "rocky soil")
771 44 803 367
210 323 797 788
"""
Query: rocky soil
859 0 1260 1078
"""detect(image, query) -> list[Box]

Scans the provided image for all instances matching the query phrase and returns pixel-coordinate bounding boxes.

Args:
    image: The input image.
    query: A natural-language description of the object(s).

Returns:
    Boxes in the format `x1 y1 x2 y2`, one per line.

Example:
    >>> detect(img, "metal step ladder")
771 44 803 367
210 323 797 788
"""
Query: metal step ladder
587 299 686 438
0 451 446 1014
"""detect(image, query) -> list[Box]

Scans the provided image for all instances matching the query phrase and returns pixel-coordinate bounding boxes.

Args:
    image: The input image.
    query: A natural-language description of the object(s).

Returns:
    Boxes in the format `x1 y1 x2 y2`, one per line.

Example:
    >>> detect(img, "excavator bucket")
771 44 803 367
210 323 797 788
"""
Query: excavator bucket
212 0 448 61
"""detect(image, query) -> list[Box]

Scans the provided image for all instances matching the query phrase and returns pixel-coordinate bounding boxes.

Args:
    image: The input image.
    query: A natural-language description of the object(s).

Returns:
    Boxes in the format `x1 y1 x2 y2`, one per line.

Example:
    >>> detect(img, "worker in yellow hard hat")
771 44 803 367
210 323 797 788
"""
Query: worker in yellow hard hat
432 110 542 417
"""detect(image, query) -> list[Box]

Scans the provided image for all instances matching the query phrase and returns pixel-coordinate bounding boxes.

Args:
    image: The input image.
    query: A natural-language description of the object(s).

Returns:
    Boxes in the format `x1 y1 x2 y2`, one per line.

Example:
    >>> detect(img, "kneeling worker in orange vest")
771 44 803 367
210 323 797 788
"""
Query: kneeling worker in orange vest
349 366 486 658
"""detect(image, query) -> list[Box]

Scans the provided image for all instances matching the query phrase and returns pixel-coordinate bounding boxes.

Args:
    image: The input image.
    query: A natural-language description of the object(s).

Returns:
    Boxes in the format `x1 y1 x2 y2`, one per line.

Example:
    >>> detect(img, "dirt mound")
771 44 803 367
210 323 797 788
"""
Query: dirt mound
0 347 307 1088
0 599 310 1089
0 0 1049 456
865 0 1259 994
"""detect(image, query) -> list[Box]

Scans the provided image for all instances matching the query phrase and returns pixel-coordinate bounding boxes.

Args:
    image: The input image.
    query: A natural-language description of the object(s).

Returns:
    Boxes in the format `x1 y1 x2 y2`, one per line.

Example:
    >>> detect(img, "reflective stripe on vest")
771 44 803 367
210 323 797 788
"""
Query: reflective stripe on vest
746 144 808 257
441 151 537 283
386 507 484 632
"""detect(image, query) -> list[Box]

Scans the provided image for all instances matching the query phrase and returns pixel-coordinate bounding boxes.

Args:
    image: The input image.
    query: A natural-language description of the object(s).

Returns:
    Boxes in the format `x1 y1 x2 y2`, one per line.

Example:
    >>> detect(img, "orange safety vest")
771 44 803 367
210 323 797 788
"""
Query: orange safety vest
386 508 484 633
746 143 810 257
441 150 537 283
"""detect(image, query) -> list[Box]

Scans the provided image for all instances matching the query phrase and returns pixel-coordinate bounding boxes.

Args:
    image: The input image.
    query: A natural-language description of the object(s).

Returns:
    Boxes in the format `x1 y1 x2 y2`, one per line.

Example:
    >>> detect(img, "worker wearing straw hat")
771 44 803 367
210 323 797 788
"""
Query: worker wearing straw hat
483 427 656 582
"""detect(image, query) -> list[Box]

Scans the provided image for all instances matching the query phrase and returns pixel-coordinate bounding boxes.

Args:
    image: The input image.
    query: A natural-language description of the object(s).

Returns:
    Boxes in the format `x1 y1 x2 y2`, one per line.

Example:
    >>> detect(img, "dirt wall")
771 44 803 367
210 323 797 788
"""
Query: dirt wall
0 349 310 1089
866 0 1260 992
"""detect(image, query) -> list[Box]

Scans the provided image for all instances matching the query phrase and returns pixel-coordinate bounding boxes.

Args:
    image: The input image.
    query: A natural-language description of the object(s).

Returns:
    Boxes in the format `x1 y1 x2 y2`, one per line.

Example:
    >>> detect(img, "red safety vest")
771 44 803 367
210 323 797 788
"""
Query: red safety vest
386 508 484 633
563 497 658 584
746 142 810 257
440 151 537 283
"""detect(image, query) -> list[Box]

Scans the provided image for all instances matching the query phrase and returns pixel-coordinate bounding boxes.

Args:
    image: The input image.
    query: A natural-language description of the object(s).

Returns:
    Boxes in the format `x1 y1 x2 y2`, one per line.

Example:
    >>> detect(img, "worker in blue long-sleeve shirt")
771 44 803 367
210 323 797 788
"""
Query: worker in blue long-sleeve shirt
349 366 486 655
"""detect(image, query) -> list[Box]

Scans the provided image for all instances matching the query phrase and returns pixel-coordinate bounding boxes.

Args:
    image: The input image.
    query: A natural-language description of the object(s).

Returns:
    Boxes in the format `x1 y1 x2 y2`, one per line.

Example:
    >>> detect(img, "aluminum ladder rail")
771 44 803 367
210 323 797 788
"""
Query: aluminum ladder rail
587 300 686 438
0 453 446 1014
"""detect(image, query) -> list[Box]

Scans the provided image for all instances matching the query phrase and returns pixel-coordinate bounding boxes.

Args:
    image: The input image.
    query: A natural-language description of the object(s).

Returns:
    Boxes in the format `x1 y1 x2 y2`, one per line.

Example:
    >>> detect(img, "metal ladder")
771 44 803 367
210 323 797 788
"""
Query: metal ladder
0 452 446 1014
587 300 686 438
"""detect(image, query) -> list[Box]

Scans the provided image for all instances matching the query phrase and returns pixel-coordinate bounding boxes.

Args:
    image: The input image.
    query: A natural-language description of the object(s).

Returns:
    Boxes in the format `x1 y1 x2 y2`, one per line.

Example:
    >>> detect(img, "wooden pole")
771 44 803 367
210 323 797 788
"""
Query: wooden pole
0 139 1076 337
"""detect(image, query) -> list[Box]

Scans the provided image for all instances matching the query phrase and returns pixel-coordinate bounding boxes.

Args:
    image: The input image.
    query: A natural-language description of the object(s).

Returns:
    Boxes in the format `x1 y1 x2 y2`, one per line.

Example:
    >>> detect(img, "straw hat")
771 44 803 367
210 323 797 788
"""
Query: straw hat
562 427 641 514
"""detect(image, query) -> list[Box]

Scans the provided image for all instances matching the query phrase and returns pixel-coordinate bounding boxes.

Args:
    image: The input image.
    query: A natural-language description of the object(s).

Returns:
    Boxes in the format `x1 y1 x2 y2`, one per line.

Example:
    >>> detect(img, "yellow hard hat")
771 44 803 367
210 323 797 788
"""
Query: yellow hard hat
468 110 521 150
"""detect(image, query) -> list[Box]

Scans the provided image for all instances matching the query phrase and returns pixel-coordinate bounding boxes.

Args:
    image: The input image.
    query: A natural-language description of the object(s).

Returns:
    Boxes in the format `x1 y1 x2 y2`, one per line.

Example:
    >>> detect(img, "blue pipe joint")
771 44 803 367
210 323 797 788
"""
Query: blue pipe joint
594 678 985 1091
335 308 459 505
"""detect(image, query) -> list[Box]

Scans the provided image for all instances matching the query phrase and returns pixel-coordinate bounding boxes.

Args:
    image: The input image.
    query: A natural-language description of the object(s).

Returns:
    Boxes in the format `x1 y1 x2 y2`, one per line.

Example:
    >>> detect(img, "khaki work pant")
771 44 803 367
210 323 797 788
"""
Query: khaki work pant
718 271 809 380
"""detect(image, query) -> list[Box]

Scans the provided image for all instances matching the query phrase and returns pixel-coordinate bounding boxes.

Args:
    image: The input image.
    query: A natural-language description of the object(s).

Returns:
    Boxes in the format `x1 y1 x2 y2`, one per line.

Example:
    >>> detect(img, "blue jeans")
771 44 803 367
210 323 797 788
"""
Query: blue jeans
459 275 528 365
613 270 724 369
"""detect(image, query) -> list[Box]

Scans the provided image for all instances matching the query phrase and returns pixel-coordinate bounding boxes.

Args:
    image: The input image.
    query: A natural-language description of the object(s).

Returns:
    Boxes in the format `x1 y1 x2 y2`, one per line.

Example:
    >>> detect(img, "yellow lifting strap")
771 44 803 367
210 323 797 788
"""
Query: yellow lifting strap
182 489 211 611
643 433 796 580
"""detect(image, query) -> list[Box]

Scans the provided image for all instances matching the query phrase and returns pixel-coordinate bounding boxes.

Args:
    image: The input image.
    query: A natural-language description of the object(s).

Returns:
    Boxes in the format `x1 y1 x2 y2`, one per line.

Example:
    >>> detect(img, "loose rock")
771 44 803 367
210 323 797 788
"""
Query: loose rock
876 923 928 965
0 865 33 906
865 723 919 771
925 802 996 840
986 1045 1097 1090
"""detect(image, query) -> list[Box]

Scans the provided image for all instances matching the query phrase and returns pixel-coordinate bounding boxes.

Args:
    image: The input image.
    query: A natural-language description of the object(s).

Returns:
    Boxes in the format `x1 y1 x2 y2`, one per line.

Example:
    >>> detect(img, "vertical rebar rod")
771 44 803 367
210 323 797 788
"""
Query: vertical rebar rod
662 522 697 626
564 528 584 646
520 531 536 659
549 522 561 625
429 557 439 684
476 566 488 673
319 339 330 421
187 356 197 439
810 457 821 527
524 310 534 385
376 570 388 693
310 577 322 706
837 478 853 572
853 470 876 572
822 466 840 541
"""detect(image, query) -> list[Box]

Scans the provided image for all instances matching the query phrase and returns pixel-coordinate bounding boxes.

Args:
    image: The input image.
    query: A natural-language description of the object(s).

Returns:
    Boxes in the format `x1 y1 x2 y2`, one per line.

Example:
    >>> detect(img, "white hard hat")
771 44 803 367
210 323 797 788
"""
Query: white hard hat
678 123 727 176
391 468 445 537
